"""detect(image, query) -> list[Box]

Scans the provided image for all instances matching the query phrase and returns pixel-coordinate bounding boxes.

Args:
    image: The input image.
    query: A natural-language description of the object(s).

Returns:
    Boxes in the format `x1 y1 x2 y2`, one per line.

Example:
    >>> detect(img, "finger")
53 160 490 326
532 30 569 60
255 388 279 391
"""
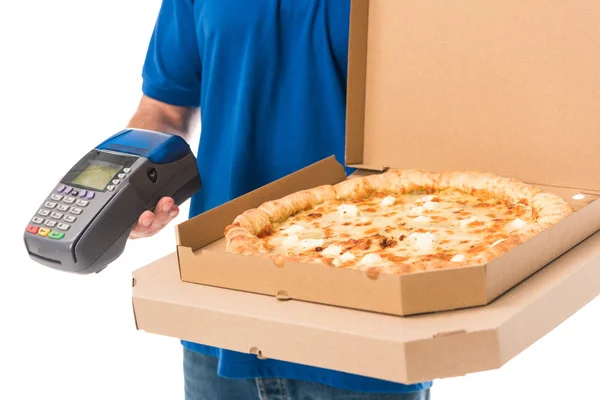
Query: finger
150 197 177 226
149 203 179 232
129 210 157 239
154 197 175 217
129 199 180 239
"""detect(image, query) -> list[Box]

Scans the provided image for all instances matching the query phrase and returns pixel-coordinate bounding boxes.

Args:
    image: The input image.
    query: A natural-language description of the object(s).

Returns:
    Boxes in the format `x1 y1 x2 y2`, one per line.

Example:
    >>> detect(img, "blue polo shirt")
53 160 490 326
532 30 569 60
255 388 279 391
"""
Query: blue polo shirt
141 0 431 394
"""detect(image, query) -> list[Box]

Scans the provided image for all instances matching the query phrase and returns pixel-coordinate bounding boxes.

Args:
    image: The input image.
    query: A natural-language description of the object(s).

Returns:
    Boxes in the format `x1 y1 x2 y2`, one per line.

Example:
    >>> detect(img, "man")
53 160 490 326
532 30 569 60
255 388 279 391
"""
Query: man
126 1 432 399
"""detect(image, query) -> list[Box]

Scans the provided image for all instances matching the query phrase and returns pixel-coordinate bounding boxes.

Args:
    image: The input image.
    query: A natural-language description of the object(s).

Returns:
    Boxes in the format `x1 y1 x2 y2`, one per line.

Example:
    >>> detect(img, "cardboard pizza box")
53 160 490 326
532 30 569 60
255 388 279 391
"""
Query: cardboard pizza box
132 232 600 384
173 0 600 316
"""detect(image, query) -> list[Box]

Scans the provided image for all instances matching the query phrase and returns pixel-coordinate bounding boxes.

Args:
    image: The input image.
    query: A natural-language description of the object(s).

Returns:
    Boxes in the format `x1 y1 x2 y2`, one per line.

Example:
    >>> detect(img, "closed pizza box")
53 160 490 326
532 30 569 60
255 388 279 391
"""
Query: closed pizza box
173 0 600 316
132 233 600 384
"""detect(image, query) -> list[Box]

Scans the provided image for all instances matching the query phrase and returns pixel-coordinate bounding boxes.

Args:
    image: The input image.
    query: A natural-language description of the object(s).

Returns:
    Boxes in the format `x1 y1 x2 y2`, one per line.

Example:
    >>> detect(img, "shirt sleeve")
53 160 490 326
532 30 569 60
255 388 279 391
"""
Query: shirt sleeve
141 0 202 107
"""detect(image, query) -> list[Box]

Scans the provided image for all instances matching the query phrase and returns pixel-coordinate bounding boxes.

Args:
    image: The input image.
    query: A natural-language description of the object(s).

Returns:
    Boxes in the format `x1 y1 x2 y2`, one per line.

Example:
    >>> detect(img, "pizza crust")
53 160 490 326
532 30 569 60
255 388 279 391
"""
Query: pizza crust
224 169 574 275
437 171 542 201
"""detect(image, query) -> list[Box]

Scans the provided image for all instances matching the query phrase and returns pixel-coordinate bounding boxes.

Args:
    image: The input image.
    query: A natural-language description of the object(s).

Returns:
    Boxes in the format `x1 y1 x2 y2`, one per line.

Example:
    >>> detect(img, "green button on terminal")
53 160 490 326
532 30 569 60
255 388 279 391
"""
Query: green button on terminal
48 231 65 240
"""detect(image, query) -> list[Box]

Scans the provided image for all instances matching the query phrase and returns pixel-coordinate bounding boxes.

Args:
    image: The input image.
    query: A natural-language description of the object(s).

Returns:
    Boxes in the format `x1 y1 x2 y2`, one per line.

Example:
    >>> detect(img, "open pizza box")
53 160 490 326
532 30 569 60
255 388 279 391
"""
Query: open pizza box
173 0 600 316
132 0 600 384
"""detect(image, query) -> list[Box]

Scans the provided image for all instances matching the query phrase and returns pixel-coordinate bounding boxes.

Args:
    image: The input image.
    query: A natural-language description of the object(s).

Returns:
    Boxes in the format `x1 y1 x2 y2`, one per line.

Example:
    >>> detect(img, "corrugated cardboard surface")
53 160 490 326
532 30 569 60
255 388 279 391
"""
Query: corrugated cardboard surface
134 231 600 384
347 0 600 190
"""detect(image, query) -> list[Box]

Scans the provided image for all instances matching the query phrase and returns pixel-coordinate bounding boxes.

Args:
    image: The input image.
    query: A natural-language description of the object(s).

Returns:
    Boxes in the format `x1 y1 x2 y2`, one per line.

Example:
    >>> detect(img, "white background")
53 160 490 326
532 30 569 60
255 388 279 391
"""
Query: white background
1 1 598 399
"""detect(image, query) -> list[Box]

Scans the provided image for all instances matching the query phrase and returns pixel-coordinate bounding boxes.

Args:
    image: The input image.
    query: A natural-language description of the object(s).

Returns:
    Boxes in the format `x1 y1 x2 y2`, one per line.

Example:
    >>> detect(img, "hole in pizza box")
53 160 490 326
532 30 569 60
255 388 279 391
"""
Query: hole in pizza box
249 347 267 360
276 290 292 301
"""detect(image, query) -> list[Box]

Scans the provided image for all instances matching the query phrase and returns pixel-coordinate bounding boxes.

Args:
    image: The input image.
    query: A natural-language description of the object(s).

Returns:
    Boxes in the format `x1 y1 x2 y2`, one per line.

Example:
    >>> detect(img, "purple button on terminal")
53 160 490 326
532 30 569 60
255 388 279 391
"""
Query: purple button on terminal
87 191 95 200
57 184 65 193
80 190 87 198
64 186 72 194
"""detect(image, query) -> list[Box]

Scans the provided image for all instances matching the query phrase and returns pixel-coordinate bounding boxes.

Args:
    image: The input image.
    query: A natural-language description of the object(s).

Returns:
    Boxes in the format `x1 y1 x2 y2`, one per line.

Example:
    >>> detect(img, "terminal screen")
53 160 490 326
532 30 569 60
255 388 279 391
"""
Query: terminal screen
70 160 121 190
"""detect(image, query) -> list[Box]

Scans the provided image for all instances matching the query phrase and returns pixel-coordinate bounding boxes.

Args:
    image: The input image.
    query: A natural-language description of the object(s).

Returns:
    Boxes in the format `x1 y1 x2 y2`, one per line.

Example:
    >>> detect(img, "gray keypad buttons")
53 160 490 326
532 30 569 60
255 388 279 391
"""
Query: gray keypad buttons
63 197 75 204
64 215 77 223
57 204 69 212
123 168 131 173
112 179 120 185
75 199 88 207
32 217 44 224
44 220 57 227
57 223 70 231
51 212 64 220
69 207 82 215
50 194 63 201
107 185 115 191
118 173 126 179
38 209 50 216
44 201 57 209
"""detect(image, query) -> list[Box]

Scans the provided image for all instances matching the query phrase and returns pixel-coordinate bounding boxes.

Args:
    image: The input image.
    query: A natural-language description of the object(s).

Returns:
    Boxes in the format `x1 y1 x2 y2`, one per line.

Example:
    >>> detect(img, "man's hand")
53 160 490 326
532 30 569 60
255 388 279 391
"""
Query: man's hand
126 95 198 240
129 197 180 239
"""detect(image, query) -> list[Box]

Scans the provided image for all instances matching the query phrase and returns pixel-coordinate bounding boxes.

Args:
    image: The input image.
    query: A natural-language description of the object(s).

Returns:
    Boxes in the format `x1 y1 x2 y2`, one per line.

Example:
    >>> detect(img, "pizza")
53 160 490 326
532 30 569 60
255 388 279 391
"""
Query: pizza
224 170 573 277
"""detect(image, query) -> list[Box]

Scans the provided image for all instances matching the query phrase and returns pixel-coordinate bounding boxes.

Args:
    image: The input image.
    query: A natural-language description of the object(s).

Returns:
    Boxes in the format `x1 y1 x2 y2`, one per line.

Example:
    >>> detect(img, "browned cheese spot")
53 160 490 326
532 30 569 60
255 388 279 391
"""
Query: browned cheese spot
389 255 409 263
379 237 397 249
468 221 485 227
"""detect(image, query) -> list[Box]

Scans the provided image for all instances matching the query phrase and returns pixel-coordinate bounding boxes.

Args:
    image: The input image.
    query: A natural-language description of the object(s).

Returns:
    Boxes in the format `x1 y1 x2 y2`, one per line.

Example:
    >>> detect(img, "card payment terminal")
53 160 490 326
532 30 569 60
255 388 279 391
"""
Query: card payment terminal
23 129 202 274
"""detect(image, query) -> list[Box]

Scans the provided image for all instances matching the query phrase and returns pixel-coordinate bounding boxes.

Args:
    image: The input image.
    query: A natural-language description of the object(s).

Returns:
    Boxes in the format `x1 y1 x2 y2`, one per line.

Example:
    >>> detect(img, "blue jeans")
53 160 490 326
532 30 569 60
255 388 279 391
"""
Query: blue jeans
184 348 431 400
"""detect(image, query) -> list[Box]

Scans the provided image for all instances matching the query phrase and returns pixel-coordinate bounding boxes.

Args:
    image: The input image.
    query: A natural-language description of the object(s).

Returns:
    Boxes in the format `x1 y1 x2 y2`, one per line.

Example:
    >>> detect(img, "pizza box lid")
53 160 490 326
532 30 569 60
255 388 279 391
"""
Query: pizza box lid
345 0 600 192
132 230 600 384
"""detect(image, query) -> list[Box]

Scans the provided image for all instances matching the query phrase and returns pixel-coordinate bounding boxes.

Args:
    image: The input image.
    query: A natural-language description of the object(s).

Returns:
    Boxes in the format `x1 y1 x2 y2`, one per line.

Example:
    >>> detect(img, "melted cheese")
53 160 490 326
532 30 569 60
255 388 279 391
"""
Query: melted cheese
422 201 438 211
414 215 431 224
360 253 383 266
282 224 305 235
417 195 437 203
321 244 343 257
459 216 478 228
380 196 396 207
491 239 505 247
338 204 360 218
409 206 425 216
451 254 465 262
508 218 527 231
266 188 532 270
340 252 356 262
282 235 300 249
408 232 436 253
299 238 324 251
333 251 356 267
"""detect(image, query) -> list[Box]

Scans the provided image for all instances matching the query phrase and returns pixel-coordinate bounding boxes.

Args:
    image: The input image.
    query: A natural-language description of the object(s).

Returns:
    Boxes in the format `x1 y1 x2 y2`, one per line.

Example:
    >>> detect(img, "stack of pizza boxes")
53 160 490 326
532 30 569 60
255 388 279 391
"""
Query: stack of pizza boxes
132 0 600 385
